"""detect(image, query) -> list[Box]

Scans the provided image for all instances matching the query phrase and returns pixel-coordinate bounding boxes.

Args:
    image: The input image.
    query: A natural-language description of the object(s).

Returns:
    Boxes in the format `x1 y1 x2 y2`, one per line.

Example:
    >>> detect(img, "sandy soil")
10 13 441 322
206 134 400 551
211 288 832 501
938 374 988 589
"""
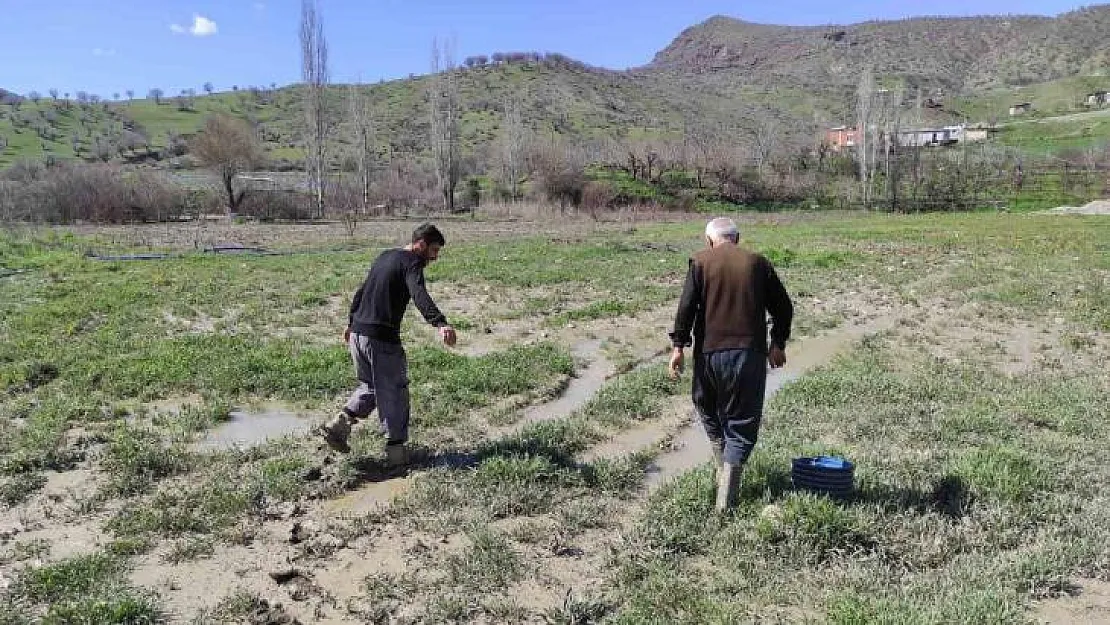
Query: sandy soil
1047 200 1110 215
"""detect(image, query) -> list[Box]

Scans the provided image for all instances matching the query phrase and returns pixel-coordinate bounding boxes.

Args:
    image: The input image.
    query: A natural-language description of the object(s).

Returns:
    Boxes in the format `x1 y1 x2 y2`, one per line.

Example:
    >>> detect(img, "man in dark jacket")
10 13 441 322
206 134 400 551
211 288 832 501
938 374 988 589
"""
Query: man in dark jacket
668 217 793 511
318 223 457 464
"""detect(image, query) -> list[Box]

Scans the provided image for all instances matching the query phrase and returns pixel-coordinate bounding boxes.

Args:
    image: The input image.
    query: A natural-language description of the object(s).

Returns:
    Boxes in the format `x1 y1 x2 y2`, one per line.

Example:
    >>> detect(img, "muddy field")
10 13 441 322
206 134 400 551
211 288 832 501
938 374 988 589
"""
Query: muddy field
1 212 1108 623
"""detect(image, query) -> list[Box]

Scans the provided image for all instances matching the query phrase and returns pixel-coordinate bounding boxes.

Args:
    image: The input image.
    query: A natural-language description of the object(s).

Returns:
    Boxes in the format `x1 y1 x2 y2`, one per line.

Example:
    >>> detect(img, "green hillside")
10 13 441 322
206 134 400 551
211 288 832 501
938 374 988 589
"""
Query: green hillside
4 5 1110 170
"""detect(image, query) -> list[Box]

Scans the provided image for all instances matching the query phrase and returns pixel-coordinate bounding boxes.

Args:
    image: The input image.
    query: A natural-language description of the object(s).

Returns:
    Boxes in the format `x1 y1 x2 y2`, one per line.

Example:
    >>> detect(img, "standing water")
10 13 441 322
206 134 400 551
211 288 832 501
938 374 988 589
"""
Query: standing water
193 403 314 451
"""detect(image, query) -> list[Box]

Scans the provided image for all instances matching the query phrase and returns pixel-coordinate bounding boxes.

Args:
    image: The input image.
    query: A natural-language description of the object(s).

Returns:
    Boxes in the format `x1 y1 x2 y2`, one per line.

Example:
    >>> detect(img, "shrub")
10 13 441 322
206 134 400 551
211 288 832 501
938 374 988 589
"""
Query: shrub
0 163 189 223
582 181 617 214
236 189 314 221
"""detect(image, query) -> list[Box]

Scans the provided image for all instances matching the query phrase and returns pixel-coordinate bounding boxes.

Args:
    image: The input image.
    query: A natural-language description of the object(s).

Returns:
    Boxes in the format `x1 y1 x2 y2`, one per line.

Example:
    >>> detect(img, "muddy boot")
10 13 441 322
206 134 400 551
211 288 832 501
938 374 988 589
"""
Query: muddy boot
715 462 743 512
316 412 353 454
711 444 724 468
385 442 408 468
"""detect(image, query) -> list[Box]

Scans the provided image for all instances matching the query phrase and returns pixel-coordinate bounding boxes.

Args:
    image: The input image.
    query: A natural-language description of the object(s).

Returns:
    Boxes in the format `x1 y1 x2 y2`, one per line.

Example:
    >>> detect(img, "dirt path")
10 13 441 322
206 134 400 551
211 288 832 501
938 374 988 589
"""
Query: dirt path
1036 579 1110 624
1046 199 1110 215
1002 107 1110 127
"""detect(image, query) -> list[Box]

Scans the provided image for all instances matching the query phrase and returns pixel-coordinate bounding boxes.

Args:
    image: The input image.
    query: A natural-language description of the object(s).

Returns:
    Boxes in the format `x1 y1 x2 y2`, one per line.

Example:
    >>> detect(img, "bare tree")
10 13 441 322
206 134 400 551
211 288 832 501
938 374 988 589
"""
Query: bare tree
856 67 875 207
204 82 214 95
27 91 41 104
191 114 261 215
750 111 780 178
882 86 905 211
49 89 59 101
126 90 134 101
149 88 164 105
429 37 461 214
300 0 331 218
112 92 120 102
498 94 525 201
348 83 374 210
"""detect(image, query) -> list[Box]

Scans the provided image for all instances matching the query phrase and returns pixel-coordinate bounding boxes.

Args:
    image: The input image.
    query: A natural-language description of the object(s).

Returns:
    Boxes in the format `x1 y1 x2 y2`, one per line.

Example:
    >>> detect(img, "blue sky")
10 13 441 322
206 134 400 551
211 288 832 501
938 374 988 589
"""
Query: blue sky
0 0 1093 98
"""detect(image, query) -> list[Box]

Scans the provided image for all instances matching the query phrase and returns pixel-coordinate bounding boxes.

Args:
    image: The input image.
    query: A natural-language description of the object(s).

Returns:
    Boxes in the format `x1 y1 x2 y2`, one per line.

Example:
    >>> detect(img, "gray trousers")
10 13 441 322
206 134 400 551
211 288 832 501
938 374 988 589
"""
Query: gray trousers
344 333 411 445
692 348 767 465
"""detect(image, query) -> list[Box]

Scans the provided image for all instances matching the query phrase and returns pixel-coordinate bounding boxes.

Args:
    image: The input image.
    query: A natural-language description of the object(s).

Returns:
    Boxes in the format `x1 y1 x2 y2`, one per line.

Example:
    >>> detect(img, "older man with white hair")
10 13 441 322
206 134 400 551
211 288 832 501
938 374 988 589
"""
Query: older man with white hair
668 217 793 511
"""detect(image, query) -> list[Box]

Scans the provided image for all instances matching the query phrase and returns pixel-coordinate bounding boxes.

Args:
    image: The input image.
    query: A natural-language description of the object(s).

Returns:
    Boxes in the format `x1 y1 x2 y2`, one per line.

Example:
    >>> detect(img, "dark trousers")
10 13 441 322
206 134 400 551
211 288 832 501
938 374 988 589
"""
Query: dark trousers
692 348 767 465
344 333 411 444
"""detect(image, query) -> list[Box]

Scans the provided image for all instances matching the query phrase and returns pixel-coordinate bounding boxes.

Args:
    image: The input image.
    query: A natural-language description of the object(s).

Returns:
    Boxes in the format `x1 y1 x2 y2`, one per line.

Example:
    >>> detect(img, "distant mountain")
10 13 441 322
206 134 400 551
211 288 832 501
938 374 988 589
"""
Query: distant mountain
650 5 1110 93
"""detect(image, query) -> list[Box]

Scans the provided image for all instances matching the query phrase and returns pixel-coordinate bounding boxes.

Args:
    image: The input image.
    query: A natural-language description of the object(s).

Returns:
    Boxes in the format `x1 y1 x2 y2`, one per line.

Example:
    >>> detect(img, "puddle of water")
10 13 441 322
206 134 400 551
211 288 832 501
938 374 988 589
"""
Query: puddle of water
324 475 417 517
580 417 679 464
519 340 611 425
192 403 314 451
643 419 713 489
144 394 206 415
644 319 895 490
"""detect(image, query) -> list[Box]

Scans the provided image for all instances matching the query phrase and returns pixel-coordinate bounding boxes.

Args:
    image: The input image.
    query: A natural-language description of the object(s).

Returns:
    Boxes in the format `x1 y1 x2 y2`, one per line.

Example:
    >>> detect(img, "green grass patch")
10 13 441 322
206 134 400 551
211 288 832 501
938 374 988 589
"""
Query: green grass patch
444 527 524 593
607 332 1109 621
5 552 159 623
101 424 193 497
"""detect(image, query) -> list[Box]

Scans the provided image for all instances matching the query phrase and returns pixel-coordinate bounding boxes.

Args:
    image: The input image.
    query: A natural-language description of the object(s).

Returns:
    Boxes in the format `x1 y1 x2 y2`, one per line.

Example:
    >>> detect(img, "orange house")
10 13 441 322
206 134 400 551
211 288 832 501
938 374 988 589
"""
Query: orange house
824 126 860 152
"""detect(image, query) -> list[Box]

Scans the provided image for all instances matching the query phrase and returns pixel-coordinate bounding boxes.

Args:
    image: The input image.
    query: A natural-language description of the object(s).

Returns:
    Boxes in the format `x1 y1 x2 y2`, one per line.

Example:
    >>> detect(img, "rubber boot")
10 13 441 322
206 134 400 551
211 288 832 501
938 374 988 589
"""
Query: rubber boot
317 412 353 453
715 462 743 512
385 442 408 468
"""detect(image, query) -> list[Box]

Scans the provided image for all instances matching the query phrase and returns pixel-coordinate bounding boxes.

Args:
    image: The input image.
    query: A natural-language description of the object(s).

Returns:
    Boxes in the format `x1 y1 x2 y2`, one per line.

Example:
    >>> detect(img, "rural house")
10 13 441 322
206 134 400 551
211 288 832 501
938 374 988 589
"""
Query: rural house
963 125 991 142
824 126 860 152
1009 102 1032 116
896 127 960 148
1086 91 1108 107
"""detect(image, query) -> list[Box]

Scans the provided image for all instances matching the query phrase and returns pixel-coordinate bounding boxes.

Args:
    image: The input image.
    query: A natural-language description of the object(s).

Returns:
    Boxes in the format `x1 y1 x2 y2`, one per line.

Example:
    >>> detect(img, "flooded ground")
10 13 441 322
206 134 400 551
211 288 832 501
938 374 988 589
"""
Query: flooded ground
644 317 895 490
192 403 316 452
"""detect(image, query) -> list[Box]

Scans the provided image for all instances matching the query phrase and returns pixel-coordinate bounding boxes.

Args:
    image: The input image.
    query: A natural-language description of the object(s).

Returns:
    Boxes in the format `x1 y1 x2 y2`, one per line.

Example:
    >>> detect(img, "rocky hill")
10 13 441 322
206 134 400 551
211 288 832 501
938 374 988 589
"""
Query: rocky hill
651 5 1110 93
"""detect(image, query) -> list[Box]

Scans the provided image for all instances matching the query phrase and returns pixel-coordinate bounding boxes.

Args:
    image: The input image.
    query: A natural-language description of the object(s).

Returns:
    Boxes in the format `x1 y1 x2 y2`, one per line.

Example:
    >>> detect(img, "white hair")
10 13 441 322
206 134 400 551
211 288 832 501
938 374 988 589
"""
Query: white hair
705 217 739 243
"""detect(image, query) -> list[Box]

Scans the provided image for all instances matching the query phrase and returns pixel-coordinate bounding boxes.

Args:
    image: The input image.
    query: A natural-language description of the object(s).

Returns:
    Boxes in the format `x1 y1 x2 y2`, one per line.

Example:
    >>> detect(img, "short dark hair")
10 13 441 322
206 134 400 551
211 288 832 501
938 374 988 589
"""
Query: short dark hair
412 223 446 246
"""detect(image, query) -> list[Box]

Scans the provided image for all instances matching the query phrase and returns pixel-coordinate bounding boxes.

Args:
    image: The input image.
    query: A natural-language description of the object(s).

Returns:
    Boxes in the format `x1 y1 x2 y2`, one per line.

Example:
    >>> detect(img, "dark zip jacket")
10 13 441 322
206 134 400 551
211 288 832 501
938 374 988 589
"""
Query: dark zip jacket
348 248 448 343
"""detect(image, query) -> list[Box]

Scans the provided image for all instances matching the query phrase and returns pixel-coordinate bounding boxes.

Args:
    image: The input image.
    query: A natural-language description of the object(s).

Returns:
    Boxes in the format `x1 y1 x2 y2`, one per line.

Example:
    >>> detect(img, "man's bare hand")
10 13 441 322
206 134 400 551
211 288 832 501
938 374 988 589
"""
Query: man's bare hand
769 345 787 369
439 325 457 347
668 348 685 380
343 327 351 345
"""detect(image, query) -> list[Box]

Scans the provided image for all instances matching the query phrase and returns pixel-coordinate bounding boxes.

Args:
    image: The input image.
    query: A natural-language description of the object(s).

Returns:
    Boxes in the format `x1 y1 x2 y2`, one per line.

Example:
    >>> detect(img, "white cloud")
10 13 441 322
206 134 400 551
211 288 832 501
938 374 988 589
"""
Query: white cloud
171 14 218 36
253 2 266 11
190 14 218 36
92 48 117 57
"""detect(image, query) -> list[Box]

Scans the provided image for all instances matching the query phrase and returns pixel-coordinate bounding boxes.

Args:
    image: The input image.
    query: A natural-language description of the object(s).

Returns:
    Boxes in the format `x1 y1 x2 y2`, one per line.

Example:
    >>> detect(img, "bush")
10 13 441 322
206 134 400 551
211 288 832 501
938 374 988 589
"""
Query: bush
658 170 699 195
0 160 46 184
581 181 617 214
235 190 314 221
542 168 585 209
463 178 482 210
371 163 438 214
0 163 190 223
666 189 699 212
